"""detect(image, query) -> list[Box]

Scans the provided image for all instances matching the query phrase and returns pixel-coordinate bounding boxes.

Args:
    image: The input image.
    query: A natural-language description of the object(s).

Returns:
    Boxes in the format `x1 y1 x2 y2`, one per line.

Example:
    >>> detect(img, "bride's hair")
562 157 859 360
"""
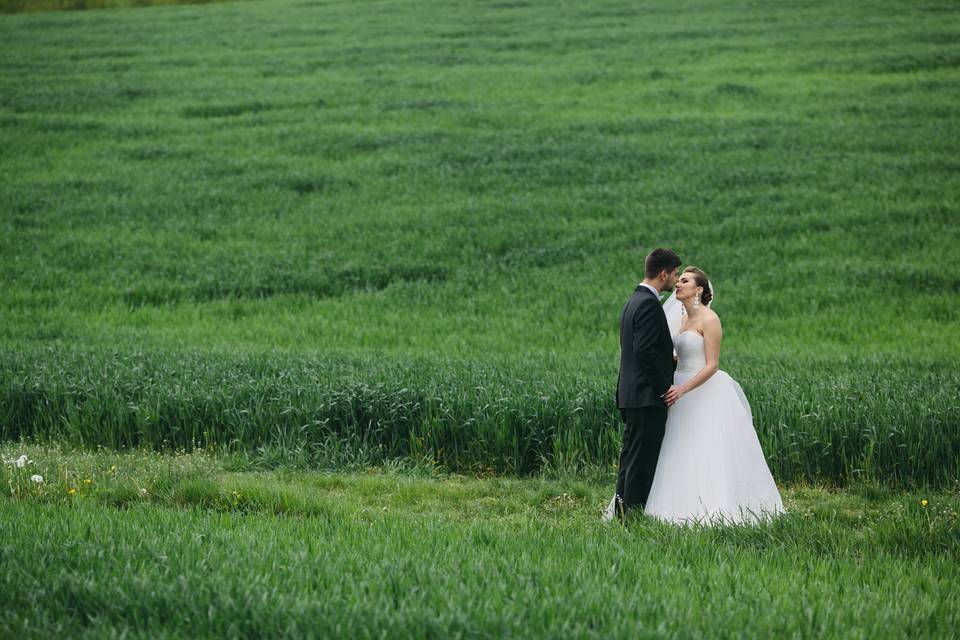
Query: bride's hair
683 267 713 306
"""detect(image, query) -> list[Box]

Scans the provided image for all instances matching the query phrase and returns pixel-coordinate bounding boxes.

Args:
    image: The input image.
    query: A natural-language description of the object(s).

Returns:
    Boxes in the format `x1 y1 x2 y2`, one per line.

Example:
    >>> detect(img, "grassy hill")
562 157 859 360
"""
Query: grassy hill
1 0 958 483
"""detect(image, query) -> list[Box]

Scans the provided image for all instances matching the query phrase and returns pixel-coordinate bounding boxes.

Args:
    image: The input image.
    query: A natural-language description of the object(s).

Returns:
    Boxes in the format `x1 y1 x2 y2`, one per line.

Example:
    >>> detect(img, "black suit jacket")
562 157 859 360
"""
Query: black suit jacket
616 286 674 409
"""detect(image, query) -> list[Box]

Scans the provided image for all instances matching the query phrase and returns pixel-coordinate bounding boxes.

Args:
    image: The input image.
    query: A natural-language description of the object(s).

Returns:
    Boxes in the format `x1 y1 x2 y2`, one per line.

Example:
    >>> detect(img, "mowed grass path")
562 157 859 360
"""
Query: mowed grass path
2 447 959 638
1 0 959 481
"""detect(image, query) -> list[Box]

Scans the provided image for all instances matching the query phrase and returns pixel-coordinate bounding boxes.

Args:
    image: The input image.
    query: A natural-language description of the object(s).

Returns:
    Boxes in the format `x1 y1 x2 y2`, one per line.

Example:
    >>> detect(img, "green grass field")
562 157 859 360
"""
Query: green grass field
2 445 959 638
1 0 958 484
0 0 231 14
2 1 959 635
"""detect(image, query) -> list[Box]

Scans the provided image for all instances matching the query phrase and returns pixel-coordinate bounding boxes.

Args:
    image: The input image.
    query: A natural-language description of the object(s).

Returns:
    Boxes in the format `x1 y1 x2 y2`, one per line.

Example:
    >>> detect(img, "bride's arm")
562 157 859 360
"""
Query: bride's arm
664 315 722 406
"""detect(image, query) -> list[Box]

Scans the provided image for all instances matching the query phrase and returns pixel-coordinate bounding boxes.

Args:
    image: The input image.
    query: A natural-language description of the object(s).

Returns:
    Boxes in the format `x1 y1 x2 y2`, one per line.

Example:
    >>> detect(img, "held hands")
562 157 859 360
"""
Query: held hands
663 384 686 407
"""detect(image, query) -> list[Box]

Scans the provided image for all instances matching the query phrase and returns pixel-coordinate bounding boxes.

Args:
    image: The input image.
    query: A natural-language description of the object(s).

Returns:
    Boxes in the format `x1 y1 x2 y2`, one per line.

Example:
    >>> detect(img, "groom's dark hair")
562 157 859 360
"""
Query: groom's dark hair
644 248 681 279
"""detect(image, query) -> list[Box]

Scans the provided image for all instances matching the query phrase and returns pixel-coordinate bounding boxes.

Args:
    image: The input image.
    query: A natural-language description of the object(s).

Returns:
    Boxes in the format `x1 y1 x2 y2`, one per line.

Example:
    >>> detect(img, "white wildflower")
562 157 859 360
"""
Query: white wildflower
139 488 148 497
30 475 43 484
15 455 29 468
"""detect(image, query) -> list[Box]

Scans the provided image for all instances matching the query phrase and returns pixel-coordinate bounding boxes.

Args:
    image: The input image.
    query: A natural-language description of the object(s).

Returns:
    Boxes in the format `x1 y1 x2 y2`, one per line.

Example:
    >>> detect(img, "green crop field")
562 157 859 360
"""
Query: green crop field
2 0 958 484
1 0 959 636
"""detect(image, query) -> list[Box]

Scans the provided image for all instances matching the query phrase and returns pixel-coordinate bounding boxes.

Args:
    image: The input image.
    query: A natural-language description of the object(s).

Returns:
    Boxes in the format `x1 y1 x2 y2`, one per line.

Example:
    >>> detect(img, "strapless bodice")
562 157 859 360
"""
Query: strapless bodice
674 331 706 374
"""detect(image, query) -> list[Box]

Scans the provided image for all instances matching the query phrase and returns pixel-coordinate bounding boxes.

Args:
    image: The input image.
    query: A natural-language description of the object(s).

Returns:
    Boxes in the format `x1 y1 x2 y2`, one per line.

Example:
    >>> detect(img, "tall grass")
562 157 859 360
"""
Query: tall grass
2 345 957 486
1 0 958 485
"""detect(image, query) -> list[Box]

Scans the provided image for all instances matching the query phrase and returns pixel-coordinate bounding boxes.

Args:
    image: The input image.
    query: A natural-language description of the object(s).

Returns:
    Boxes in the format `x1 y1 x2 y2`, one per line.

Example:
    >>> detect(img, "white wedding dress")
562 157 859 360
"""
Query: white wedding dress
604 330 784 526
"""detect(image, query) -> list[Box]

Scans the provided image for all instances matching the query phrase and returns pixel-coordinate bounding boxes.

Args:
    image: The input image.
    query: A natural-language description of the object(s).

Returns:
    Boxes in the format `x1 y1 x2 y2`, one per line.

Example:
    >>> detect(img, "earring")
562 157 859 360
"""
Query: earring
694 294 701 310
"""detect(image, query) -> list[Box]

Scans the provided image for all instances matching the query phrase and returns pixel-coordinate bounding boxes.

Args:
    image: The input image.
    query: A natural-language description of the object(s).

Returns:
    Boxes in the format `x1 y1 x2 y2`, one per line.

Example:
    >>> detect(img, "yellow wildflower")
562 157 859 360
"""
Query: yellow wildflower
84 479 92 485
67 488 77 496
921 499 928 507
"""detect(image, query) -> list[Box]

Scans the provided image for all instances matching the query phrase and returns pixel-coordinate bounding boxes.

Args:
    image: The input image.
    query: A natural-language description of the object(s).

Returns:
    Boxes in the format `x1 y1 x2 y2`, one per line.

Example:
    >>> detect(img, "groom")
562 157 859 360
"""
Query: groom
614 247 681 520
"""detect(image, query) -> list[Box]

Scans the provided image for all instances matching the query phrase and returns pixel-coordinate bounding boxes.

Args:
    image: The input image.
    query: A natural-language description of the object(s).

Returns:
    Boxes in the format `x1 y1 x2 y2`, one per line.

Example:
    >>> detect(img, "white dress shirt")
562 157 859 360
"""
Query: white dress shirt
638 282 661 299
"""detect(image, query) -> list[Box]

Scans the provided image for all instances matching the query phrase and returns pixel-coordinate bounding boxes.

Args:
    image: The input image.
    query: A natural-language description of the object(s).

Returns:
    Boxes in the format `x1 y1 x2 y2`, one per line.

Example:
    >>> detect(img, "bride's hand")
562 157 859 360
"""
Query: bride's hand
663 385 686 406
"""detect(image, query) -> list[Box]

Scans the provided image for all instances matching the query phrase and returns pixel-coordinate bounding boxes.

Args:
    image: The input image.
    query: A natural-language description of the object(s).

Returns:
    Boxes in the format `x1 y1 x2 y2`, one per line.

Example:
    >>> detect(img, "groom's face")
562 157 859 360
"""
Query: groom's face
662 267 680 292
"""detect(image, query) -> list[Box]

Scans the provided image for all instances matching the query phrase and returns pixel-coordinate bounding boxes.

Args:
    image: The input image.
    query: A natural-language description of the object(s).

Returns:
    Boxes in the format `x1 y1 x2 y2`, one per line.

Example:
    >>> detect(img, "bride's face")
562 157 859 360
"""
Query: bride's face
674 272 702 301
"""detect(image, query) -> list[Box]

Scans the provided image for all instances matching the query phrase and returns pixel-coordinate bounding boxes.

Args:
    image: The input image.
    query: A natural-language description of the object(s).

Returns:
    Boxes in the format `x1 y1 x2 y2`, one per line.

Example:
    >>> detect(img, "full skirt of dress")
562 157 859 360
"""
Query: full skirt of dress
643 369 784 525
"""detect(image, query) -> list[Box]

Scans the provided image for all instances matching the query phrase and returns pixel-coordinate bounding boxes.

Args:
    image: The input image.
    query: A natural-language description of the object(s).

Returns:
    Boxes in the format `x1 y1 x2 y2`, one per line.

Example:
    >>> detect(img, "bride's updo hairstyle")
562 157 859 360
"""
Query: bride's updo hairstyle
683 267 713 306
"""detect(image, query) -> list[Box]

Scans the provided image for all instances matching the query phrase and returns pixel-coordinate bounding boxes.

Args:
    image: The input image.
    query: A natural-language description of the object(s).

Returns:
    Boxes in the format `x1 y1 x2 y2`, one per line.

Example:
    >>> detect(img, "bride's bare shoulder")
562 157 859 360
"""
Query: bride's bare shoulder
703 309 722 331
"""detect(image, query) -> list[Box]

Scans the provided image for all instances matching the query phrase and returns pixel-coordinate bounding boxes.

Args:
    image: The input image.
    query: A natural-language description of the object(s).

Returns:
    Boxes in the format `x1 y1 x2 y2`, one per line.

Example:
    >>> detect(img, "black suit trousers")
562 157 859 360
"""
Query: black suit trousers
614 407 667 517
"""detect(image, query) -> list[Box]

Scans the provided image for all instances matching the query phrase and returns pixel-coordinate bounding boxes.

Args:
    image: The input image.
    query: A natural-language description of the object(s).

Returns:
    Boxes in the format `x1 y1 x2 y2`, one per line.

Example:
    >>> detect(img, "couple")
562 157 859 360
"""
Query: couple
604 248 784 525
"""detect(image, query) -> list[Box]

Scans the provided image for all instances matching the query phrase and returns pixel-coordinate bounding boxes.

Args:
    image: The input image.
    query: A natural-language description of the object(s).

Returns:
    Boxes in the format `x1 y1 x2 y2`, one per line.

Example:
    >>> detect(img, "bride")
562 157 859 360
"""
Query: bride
605 267 784 525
